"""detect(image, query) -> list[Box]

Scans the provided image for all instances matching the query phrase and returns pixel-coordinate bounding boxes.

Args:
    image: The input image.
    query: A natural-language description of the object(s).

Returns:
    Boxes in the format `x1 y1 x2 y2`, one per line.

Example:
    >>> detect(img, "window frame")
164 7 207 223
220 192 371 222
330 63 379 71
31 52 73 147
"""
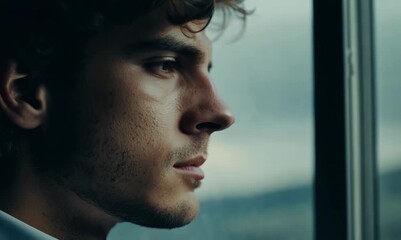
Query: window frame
313 1 348 239
313 0 378 239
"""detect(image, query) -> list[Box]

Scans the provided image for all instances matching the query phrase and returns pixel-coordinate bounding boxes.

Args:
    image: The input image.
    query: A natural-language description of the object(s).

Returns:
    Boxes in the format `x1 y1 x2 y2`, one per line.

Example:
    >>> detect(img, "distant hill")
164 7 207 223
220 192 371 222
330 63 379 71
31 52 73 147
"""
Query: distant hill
109 185 313 240
108 168 401 240
380 168 401 240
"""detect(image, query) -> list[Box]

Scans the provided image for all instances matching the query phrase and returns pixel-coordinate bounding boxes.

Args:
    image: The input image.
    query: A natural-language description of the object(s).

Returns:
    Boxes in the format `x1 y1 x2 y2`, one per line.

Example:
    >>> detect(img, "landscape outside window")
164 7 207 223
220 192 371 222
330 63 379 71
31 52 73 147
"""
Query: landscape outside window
375 1 401 239
108 0 314 239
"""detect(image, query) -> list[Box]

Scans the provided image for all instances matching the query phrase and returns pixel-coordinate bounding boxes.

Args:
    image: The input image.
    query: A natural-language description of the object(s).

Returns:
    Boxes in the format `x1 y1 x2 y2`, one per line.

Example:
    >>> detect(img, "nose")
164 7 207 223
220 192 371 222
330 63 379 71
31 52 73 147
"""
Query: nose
180 102 235 135
179 79 236 135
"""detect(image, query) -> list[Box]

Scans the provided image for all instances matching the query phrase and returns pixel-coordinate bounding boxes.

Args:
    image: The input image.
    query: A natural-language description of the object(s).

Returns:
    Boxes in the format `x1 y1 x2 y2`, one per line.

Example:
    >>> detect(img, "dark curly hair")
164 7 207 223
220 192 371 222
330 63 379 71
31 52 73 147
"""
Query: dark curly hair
0 0 250 188
0 0 249 83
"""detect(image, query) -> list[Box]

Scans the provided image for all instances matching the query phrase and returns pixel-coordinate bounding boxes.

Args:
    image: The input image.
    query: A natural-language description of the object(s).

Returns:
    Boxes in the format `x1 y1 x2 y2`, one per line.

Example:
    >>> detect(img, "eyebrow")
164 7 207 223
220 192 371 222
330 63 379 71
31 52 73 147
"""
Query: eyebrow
124 36 207 65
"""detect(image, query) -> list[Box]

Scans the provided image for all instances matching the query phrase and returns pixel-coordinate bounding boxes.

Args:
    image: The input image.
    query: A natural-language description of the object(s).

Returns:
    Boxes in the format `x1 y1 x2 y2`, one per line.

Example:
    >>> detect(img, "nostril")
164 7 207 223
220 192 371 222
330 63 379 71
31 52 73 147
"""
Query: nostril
196 122 222 130
180 108 235 135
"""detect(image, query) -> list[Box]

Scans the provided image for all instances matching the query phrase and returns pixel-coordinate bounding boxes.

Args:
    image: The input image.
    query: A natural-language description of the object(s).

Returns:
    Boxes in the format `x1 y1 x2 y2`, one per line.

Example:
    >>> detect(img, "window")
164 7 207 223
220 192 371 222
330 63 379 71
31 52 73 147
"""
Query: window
375 1 401 239
314 0 401 240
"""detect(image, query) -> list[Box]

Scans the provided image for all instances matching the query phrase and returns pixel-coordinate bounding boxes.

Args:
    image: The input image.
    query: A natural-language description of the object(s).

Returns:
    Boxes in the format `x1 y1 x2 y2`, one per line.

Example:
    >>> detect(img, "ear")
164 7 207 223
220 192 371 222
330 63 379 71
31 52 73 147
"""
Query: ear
0 62 47 129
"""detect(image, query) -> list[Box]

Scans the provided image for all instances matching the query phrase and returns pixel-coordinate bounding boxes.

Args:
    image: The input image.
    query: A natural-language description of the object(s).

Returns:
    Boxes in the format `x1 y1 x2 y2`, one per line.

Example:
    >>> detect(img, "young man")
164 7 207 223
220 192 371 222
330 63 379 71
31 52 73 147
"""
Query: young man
0 0 248 239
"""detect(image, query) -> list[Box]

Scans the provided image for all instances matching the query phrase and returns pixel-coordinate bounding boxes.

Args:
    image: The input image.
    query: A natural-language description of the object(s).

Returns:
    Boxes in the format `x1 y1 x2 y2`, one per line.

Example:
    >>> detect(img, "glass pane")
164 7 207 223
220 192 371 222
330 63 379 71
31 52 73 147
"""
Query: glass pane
375 1 401 239
108 0 314 239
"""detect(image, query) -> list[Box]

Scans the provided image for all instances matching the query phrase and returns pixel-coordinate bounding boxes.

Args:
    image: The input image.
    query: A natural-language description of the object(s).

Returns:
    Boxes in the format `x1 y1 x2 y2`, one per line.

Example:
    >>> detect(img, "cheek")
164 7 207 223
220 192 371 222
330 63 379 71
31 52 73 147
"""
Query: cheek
76 91 173 184
56 60 186 196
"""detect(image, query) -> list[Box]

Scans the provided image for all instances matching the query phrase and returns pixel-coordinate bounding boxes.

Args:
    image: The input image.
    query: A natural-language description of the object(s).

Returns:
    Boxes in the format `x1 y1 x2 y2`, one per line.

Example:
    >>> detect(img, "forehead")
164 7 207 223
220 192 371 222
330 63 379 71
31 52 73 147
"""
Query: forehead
86 9 212 58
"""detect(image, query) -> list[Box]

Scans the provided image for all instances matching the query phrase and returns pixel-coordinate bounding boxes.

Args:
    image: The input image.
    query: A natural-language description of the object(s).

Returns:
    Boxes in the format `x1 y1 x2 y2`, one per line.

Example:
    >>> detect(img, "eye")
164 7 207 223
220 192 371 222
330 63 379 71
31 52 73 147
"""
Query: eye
144 58 179 79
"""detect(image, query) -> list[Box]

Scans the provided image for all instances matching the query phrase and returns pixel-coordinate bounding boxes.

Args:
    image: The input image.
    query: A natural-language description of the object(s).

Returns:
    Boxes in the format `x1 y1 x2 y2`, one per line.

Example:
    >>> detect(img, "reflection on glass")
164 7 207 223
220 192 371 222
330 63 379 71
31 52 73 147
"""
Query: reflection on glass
375 1 401 239
108 0 313 239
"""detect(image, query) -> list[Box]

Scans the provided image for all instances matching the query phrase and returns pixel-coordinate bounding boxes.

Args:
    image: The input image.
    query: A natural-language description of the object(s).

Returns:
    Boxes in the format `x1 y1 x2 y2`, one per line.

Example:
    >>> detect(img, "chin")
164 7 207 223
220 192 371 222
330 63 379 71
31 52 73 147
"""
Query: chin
121 194 200 229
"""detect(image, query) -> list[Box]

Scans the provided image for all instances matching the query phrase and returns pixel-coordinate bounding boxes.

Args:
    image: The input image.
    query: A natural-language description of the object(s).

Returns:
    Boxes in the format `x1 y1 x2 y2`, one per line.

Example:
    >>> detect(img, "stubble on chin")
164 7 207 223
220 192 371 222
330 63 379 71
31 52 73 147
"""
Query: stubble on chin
121 197 198 229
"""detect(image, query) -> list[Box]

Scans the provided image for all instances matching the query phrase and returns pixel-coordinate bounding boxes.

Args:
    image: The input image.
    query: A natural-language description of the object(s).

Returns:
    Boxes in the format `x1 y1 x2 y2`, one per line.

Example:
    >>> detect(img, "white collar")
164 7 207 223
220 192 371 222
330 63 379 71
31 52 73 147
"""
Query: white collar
0 210 58 240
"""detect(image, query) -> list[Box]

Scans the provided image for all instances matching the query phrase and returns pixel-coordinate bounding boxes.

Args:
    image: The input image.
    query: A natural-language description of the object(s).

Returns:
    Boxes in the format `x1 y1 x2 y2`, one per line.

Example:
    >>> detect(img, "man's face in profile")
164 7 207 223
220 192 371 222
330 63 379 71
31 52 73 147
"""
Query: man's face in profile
43 10 235 228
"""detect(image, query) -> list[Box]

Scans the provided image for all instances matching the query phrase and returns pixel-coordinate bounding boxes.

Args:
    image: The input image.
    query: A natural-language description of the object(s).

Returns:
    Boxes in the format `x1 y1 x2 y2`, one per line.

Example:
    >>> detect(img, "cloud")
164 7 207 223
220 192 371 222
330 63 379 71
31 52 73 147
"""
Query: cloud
197 122 314 200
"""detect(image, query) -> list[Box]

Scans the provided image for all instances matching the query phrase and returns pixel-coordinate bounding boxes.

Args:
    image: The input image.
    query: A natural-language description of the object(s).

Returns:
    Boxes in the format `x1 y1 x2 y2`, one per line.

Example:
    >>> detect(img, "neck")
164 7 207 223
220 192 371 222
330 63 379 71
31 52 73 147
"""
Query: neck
0 154 119 240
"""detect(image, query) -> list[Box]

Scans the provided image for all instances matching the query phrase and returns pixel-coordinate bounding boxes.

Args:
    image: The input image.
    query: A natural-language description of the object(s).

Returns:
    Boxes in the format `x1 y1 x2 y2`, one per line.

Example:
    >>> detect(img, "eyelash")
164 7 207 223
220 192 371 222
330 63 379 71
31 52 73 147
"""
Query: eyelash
144 58 179 79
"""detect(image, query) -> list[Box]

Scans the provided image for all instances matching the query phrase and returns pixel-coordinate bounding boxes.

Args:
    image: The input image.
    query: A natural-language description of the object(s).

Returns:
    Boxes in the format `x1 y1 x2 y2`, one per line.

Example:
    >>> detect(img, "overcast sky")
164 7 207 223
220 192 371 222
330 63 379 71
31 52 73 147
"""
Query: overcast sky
198 0 313 199
196 0 401 200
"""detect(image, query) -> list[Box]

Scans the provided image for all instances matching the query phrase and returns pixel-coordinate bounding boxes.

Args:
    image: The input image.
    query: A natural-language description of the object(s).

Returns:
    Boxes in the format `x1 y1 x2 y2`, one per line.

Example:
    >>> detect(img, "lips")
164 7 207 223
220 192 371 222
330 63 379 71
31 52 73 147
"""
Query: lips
173 156 206 168
173 156 206 180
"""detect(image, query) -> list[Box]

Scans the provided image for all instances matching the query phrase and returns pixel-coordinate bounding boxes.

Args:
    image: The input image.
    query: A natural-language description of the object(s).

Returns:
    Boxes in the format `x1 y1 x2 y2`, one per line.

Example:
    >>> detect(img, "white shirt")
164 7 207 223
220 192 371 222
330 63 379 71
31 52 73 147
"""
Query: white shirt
0 211 57 240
